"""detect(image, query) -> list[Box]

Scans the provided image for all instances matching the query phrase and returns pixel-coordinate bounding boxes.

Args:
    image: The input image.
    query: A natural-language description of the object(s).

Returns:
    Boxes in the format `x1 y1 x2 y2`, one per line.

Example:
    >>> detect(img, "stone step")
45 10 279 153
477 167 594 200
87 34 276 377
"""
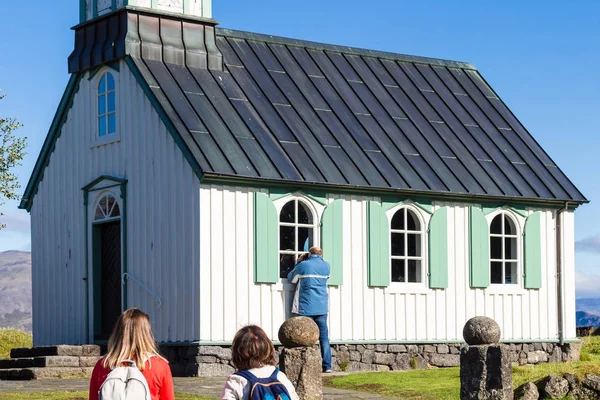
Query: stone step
0 367 94 380
0 356 101 370
10 345 101 359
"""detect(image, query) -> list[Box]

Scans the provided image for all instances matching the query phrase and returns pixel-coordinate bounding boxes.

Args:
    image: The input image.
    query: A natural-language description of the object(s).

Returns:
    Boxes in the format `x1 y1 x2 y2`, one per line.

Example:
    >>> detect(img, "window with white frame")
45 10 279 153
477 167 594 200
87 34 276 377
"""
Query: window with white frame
390 207 424 283
490 213 519 284
98 72 116 137
279 198 316 278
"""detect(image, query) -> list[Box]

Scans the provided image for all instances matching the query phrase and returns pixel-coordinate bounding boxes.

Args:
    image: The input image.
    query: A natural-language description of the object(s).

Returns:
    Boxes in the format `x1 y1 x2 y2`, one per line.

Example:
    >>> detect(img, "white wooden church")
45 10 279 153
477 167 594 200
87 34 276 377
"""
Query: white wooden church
21 0 586 354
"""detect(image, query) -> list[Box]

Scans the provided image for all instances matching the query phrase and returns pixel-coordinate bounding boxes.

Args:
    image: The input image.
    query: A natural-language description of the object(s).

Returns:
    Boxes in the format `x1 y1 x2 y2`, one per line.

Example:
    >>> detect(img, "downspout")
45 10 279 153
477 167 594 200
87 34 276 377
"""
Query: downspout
556 202 571 346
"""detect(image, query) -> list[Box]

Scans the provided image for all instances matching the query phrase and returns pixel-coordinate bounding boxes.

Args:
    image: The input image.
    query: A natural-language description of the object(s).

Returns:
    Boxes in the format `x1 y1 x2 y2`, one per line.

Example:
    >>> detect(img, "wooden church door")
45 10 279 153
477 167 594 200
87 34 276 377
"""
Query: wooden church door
92 193 122 341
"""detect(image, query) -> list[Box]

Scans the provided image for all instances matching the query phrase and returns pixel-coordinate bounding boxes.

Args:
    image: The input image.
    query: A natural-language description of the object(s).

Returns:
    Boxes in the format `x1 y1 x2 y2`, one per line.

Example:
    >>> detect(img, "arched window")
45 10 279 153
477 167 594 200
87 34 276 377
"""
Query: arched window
279 199 315 278
390 207 423 283
490 213 518 284
98 72 116 137
94 193 120 221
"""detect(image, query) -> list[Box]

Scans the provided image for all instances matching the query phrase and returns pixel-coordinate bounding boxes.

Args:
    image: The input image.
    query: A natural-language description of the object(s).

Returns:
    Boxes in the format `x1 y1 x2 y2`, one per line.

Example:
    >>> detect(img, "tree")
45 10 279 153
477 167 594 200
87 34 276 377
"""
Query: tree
0 91 27 229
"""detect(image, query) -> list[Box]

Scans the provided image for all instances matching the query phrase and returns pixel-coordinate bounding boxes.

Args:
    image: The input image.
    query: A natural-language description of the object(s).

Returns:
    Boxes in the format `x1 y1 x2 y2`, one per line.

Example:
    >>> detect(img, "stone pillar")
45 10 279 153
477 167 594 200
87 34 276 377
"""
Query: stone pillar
278 317 323 400
460 316 513 400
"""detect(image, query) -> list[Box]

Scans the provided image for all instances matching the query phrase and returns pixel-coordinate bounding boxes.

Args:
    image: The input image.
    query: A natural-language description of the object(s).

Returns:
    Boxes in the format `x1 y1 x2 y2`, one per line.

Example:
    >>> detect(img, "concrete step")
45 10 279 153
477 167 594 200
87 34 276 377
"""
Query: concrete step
0 356 101 370
0 367 94 380
10 345 100 359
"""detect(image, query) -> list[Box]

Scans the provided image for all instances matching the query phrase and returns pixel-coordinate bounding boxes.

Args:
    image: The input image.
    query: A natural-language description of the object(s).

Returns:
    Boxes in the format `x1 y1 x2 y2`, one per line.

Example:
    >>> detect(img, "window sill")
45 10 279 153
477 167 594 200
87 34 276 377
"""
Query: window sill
91 133 120 148
384 283 431 295
484 284 526 295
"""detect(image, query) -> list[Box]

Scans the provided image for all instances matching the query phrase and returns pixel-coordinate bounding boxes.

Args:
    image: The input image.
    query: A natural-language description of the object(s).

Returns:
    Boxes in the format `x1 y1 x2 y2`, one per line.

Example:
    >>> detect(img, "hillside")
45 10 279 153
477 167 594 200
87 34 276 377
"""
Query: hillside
577 311 600 328
577 298 600 316
0 250 32 332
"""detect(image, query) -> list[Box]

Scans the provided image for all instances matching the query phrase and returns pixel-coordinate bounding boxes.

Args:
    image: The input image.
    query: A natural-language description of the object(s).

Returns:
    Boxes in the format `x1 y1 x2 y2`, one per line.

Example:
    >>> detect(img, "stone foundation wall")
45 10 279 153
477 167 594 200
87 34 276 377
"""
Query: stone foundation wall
159 342 582 377
330 342 581 372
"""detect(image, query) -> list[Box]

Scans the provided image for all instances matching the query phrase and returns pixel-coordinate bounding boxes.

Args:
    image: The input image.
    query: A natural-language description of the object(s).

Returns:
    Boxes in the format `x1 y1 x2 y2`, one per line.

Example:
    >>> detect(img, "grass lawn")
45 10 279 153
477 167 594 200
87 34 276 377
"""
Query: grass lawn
326 336 600 400
0 393 213 400
325 368 461 400
0 329 32 359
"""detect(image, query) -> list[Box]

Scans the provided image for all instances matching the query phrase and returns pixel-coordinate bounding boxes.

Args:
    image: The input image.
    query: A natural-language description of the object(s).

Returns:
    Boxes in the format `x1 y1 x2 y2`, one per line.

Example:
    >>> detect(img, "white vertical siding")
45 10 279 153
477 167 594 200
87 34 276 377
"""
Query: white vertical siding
198 188 565 343
200 186 274 341
30 62 200 345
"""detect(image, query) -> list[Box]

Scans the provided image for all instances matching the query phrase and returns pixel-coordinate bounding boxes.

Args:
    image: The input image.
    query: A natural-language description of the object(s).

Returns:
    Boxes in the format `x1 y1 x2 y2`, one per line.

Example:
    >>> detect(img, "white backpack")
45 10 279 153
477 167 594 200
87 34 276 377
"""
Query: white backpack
99 360 152 400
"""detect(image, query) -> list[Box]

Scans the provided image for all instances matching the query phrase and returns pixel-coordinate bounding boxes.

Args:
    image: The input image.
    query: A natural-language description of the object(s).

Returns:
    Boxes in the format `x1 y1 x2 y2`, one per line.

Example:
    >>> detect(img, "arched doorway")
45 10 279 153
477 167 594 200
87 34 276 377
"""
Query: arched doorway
92 192 122 341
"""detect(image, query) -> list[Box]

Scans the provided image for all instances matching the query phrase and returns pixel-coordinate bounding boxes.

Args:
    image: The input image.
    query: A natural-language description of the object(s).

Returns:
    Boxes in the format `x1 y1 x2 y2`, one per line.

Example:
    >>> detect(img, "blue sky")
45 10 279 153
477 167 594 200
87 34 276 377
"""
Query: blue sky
1 0 599 296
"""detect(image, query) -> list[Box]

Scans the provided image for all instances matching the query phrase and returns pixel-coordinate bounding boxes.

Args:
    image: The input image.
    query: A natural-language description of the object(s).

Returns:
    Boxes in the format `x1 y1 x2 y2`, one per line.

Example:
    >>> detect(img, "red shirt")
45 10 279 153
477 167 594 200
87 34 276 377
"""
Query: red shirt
89 356 175 400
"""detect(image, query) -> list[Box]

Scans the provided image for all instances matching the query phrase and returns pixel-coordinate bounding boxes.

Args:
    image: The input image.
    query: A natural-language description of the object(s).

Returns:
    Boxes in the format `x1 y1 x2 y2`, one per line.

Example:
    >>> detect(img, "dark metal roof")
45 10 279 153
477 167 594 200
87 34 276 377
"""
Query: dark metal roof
20 11 587 211
130 27 585 203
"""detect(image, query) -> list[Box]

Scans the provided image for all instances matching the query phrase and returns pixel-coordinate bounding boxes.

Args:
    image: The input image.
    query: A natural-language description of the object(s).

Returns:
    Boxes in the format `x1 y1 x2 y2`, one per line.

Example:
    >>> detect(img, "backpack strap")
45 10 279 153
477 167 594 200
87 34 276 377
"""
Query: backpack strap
268 367 280 381
233 369 258 385
234 368 281 383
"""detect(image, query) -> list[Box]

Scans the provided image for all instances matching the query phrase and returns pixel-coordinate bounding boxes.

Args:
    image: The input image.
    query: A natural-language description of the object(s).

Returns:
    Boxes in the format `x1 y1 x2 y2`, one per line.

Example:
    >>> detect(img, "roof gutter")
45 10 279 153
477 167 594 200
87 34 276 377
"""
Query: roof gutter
200 173 588 209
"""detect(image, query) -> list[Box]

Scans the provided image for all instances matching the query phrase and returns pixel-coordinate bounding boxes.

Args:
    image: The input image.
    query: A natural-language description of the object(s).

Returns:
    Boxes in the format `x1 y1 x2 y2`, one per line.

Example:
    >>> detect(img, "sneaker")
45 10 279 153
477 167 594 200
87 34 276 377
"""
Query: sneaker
323 369 332 373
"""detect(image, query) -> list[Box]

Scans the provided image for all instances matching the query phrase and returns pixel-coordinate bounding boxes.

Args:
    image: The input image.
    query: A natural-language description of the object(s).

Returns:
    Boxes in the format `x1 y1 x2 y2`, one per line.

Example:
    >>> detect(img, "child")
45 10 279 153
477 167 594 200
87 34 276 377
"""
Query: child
221 325 299 400
89 308 175 400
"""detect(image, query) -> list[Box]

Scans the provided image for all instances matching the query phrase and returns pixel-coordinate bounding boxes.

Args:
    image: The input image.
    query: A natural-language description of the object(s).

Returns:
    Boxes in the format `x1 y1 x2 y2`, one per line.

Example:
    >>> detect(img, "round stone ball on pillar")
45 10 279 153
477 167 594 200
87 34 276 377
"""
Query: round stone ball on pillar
462 316 501 345
460 316 513 400
278 316 320 348
278 317 323 400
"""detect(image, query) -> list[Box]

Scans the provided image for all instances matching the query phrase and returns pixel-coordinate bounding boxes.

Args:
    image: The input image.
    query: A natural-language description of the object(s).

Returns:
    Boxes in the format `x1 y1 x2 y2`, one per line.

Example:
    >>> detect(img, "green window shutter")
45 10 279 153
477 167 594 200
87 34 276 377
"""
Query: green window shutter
524 211 543 289
469 207 490 288
367 201 390 287
321 199 344 286
254 192 279 283
429 207 449 289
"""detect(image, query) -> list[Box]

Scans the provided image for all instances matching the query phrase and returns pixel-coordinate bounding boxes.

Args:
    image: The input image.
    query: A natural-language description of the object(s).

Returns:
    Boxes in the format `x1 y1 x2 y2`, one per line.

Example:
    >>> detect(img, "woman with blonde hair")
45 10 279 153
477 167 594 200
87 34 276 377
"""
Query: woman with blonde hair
89 308 174 400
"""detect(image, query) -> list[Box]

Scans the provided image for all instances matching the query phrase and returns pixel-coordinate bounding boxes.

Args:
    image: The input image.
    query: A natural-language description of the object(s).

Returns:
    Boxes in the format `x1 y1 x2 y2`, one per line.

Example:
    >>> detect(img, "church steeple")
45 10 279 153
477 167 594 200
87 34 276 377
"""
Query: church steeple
70 0 222 73
80 0 212 23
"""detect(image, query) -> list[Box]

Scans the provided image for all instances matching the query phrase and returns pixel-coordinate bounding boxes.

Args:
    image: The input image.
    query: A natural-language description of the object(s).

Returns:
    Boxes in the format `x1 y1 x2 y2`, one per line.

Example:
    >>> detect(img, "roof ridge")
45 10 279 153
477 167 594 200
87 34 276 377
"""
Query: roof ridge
216 27 477 70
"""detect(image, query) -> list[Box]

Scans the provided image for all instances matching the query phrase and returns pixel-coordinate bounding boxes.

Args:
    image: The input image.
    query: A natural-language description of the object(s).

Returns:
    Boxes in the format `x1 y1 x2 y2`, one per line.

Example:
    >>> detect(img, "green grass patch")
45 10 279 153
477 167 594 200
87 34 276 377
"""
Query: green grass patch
513 361 600 388
581 335 600 361
0 393 212 400
0 392 88 400
327 338 600 399
326 368 461 400
0 329 32 359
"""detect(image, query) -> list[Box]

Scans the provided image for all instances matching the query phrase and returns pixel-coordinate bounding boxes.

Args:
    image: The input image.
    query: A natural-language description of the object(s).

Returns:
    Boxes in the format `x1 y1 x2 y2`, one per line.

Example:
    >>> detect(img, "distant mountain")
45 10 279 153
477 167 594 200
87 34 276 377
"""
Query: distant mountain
576 298 600 316
576 311 600 328
0 251 31 332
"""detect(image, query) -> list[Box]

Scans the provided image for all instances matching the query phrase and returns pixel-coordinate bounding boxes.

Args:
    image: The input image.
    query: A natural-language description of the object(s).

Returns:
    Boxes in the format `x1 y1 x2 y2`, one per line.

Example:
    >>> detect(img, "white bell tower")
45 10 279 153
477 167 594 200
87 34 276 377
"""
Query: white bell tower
80 0 212 23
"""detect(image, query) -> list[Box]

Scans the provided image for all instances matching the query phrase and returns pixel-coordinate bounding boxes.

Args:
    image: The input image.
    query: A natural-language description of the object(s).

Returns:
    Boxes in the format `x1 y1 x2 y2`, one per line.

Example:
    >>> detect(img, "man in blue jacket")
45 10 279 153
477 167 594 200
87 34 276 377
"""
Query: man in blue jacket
287 246 332 373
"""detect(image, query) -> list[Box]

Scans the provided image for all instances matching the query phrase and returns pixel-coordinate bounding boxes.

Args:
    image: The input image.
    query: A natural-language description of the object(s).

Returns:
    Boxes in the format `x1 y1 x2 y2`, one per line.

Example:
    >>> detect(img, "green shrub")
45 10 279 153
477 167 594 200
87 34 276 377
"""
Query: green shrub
582 336 600 354
581 336 600 363
0 329 32 359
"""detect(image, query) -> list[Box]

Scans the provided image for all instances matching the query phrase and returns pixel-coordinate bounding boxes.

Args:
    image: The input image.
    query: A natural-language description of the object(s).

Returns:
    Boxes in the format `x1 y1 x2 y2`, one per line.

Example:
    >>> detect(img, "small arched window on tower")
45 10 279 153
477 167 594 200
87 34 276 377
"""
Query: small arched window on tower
98 72 116 137
490 213 519 284
279 198 316 278
94 193 121 221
